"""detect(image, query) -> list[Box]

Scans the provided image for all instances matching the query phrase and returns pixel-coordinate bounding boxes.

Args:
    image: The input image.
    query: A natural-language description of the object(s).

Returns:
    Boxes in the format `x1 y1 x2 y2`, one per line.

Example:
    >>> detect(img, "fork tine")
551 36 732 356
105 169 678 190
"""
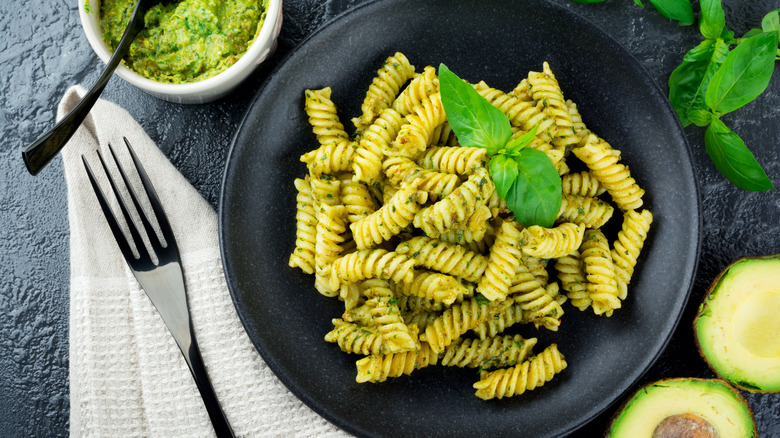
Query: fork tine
107 142 165 254
123 137 178 253
95 147 150 262
81 155 138 263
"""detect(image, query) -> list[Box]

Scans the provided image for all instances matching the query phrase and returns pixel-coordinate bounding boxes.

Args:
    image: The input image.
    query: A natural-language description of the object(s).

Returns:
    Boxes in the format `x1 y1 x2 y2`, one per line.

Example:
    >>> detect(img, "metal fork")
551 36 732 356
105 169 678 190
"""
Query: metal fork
82 138 235 438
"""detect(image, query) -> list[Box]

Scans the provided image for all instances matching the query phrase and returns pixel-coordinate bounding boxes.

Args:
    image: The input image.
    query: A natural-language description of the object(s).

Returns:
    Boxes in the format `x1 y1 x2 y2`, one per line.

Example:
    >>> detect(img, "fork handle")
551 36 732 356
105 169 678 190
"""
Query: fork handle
184 336 236 438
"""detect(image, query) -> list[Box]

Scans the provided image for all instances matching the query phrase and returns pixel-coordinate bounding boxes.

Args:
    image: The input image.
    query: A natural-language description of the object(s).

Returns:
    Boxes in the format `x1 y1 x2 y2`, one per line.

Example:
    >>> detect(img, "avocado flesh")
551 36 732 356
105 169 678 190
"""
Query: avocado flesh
695 256 780 392
608 378 755 438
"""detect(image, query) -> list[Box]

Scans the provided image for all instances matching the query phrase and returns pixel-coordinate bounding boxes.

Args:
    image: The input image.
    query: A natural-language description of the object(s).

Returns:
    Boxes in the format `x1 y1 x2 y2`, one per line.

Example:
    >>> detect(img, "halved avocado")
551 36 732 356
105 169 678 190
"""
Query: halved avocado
606 378 755 438
695 254 780 392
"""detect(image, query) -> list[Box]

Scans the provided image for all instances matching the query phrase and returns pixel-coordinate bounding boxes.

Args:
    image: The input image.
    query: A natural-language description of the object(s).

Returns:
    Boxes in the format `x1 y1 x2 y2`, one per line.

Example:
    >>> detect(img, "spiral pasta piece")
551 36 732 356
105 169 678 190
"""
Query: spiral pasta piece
396 236 488 283
343 297 419 353
421 297 512 353
337 174 377 223
521 253 549 287
353 52 415 131
508 262 563 330
403 310 440 332
611 209 653 299
471 302 532 339
519 223 585 259
430 122 457 146
304 87 349 145
324 319 386 355
392 92 447 158
417 146 488 176
561 171 606 198
397 271 471 306
309 176 340 207
383 157 460 198
478 220 523 301
314 204 348 297
354 108 405 185
392 65 439 116
574 135 645 211
355 342 438 383
351 185 427 249
440 334 537 370
359 278 395 299
289 178 317 274
528 62 577 151
554 250 591 311
437 206 492 247
581 228 620 316
328 249 416 291
566 100 590 148
302 140 357 177
413 168 495 238
474 81 556 144
557 194 614 229
473 344 567 400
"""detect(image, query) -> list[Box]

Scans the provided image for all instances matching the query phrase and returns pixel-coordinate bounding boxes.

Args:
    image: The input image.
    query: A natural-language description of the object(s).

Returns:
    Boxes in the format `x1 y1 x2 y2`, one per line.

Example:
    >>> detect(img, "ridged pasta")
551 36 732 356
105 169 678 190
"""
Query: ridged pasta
350 185 427 249
403 309 440 332
343 297 419 353
555 250 590 311
353 52 415 130
383 156 460 198
417 146 487 175
473 344 567 400
359 278 394 299
581 228 620 316
328 249 416 291
611 209 653 299
561 171 606 198
397 271 470 306
289 178 317 274
304 87 349 145
324 319 386 355
310 176 340 206
436 207 492 247
355 342 438 383
474 81 556 143
477 220 523 301
519 223 585 259
471 303 529 339
355 108 404 184
574 135 645 211
392 92 447 158
440 334 537 370
413 168 495 238
314 204 348 297
528 62 578 152
508 262 563 330
302 140 357 177
396 236 488 283
338 174 377 223
392 65 439 116
521 253 549 287
567 99 590 148
557 194 614 228
421 297 512 353
430 122 457 146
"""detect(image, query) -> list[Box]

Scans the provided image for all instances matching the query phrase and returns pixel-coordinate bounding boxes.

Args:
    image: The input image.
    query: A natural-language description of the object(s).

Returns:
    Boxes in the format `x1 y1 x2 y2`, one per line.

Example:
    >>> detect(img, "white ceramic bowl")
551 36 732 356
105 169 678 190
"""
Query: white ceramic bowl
79 0 283 104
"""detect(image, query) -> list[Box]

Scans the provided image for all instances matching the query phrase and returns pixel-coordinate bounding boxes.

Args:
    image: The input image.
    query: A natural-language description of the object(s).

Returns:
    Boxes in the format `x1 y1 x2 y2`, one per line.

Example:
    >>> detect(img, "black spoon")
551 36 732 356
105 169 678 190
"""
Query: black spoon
22 0 168 176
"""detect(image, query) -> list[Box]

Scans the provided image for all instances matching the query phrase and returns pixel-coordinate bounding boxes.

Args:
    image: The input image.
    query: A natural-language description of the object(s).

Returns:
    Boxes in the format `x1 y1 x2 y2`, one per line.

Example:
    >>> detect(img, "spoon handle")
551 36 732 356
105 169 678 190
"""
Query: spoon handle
22 1 146 176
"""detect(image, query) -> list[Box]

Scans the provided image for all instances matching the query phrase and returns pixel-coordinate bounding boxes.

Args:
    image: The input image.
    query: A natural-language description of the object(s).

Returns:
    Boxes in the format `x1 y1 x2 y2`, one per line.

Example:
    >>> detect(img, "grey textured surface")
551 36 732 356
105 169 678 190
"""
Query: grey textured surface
0 0 778 437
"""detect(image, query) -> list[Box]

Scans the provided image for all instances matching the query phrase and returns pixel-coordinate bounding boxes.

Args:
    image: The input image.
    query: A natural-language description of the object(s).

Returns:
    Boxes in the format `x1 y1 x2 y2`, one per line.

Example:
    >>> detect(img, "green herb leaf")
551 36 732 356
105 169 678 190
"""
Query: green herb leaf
439 64 512 154
668 39 729 126
506 149 562 227
705 31 779 115
634 0 645 6
699 0 726 39
704 117 773 191
741 28 764 39
688 109 713 127
505 123 539 153
762 9 780 34
647 0 694 25
489 155 519 200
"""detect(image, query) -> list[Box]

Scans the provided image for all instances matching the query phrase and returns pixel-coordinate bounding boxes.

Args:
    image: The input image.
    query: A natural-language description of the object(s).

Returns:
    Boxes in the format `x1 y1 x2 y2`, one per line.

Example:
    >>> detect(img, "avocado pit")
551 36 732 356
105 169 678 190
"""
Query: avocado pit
652 413 719 438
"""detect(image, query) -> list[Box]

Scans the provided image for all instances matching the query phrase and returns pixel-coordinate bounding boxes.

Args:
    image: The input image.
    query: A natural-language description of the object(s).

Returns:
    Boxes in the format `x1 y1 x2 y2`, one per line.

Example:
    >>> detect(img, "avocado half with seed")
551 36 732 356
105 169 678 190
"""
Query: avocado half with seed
606 378 755 437
695 254 780 392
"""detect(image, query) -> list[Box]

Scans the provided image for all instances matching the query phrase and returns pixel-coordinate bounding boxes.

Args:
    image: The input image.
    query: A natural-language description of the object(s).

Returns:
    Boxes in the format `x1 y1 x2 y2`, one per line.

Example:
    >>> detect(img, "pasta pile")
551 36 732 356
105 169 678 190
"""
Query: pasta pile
288 52 653 400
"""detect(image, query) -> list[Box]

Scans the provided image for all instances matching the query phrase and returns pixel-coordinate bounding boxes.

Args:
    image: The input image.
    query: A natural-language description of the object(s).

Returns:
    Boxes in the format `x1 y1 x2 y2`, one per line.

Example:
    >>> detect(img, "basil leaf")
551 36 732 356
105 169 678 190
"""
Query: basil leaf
489 155 519 200
742 28 764 39
506 149 562 227
688 109 713 127
762 9 780 34
505 123 539 153
699 0 726 39
668 39 729 126
682 39 714 62
634 0 644 6
704 118 773 191
705 31 779 115
720 28 736 44
439 64 512 154
647 0 694 25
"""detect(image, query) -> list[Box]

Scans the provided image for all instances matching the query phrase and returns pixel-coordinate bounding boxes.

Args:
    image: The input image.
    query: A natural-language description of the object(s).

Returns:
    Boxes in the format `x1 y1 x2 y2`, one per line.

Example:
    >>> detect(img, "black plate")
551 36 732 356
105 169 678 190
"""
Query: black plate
219 0 701 436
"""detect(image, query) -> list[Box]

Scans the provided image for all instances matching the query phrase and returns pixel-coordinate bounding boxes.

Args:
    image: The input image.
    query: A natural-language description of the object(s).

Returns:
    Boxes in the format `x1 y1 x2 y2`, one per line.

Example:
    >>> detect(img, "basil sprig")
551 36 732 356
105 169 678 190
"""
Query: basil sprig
668 1 778 191
439 64 561 227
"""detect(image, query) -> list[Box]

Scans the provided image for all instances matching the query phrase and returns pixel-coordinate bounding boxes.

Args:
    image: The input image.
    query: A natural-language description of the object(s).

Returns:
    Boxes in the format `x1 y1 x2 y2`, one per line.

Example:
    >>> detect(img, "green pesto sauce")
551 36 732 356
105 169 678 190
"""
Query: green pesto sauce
99 0 268 84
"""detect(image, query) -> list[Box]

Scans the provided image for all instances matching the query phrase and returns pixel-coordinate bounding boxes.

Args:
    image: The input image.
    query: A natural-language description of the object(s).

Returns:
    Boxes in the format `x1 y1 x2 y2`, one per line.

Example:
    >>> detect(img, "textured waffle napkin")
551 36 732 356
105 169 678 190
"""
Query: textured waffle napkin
61 86 348 438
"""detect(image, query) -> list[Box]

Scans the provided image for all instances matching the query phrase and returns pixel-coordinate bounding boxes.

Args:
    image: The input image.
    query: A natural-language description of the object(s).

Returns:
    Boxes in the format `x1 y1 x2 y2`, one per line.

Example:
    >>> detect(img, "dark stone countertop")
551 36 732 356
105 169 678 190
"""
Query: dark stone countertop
1 0 778 436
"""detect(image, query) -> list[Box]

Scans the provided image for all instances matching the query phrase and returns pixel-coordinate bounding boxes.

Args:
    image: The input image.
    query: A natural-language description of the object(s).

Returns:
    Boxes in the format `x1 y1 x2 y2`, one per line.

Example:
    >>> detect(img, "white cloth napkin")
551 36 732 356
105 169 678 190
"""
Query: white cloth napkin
61 86 348 438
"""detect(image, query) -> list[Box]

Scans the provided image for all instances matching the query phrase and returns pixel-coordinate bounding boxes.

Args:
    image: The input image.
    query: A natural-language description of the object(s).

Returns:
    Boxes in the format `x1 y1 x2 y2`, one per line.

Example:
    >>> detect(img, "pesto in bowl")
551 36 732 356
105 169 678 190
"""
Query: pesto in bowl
99 0 268 84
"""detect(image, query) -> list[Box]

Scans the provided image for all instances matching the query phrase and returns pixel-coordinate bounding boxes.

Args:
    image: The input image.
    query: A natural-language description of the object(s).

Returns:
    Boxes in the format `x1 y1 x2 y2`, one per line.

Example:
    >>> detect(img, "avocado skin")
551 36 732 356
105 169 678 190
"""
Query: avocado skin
694 253 780 393
605 378 755 438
